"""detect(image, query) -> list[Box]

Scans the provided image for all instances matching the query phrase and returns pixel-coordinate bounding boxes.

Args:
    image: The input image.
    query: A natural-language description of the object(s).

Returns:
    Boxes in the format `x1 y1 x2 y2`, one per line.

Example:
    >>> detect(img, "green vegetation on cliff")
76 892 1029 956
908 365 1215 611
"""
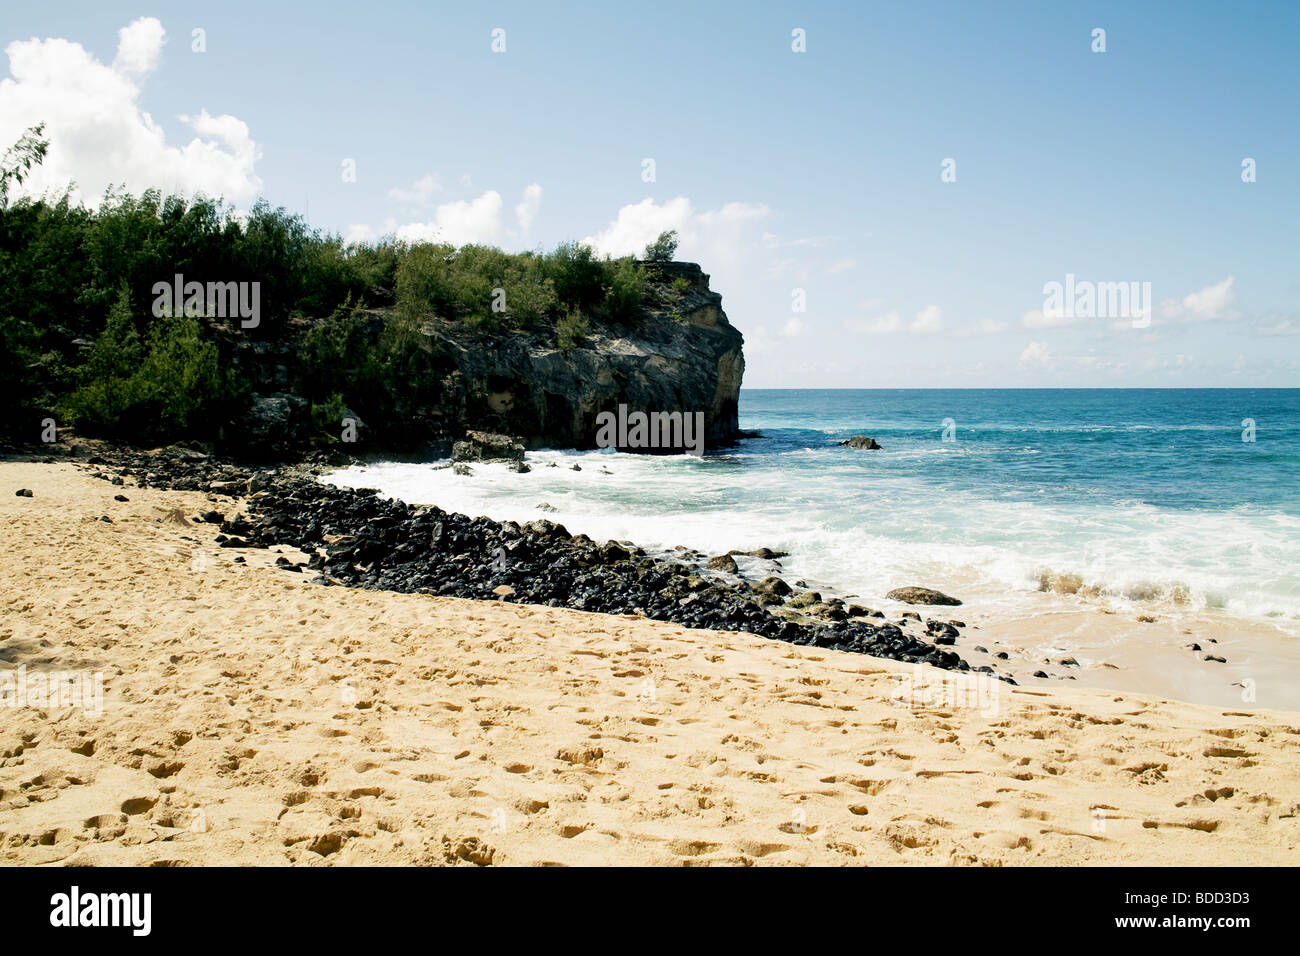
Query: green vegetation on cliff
0 126 688 449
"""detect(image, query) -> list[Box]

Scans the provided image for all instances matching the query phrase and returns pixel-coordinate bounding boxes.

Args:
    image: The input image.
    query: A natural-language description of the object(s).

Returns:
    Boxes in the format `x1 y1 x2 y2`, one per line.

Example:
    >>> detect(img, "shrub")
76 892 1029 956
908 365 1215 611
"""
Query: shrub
604 257 646 323
502 255 557 328
545 241 606 310
68 302 230 440
395 242 455 320
643 229 678 262
556 308 589 351
0 313 40 436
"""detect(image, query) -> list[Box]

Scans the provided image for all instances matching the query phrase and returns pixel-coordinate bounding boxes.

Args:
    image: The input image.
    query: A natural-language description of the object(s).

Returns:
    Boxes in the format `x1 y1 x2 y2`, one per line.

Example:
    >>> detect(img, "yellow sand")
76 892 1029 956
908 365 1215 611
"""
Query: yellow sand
2 461 1297 866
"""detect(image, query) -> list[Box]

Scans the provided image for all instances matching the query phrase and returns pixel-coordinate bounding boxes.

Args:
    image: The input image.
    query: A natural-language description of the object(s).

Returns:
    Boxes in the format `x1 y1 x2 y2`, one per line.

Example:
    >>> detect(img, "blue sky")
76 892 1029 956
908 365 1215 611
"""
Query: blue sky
2 0 1296 386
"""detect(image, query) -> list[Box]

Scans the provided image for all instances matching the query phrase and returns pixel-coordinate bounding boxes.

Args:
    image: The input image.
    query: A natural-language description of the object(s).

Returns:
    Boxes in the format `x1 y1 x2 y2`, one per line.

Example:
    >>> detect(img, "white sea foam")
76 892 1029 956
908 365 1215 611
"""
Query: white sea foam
324 448 1300 634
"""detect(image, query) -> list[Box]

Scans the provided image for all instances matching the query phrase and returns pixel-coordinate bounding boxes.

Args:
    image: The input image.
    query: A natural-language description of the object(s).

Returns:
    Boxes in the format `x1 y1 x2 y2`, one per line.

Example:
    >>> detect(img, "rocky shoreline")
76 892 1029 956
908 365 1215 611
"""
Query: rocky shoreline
48 444 1011 680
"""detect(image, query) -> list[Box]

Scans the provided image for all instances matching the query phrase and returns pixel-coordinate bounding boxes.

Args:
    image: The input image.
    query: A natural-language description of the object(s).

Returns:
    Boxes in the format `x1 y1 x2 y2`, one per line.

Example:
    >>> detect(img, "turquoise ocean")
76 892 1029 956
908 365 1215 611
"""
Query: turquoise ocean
326 389 1300 634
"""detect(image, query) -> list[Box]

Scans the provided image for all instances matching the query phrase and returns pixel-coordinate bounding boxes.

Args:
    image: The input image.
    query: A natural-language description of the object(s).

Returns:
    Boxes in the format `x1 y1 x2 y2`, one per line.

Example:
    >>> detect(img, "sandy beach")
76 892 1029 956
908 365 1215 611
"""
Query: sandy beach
2 460 1298 866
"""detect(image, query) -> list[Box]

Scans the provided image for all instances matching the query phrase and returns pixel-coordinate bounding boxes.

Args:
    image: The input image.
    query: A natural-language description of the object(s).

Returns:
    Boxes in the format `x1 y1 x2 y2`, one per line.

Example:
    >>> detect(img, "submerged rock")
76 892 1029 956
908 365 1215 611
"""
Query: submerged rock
452 431 525 463
839 435 882 450
887 586 963 606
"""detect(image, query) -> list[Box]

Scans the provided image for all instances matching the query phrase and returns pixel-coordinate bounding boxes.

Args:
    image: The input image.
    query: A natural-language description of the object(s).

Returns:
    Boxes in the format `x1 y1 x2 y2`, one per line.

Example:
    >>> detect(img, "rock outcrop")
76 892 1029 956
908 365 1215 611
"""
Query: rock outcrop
451 431 525 463
426 262 743 451
217 261 744 459
840 435 882 450
886 586 963 606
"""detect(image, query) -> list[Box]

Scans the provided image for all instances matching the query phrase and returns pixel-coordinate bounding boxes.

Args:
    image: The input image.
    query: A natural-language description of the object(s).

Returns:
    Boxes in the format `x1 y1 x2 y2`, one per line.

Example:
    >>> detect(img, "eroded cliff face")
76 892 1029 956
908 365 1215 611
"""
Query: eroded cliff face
431 262 744 449
221 261 744 457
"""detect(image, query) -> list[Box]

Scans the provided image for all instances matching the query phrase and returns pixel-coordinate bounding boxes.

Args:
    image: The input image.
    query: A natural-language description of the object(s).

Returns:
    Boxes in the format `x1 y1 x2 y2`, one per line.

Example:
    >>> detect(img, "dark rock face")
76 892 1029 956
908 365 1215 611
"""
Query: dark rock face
241 392 310 459
840 435 882 450
887 586 963 606
452 431 525 462
218 262 744 458
433 262 743 450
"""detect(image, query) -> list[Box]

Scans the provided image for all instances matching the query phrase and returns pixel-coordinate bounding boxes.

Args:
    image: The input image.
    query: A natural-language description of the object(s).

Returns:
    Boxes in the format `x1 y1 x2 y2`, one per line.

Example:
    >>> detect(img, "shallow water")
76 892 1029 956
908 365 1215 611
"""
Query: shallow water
324 388 1300 637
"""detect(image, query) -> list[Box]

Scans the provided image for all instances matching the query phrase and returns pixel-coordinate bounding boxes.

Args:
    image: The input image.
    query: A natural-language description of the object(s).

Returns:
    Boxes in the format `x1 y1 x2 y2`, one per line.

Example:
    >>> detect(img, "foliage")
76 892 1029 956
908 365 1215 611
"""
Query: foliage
66 290 235 441
643 229 679 262
0 124 675 449
556 308 589 351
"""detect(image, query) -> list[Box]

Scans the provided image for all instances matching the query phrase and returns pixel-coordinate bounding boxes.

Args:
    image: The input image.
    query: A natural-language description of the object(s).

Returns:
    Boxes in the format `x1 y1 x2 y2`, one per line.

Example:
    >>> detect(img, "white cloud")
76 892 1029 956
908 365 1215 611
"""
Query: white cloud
744 325 775 355
957 318 1009 336
909 304 943 334
582 196 770 267
845 304 942 335
1152 276 1238 325
388 174 441 206
780 317 805 337
112 17 165 76
825 257 856 275
356 182 542 247
1177 276 1235 320
0 19 262 207
1256 313 1300 336
1019 341 1053 368
845 311 901 334
393 189 504 246
515 182 542 231
1022 308 1076 329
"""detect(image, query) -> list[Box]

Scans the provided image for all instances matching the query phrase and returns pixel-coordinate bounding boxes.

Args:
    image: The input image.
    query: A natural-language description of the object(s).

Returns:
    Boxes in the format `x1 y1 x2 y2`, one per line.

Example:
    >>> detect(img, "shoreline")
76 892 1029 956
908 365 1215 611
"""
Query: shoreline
320 453 1299 713
8 440 1295 710
2 456 1298 865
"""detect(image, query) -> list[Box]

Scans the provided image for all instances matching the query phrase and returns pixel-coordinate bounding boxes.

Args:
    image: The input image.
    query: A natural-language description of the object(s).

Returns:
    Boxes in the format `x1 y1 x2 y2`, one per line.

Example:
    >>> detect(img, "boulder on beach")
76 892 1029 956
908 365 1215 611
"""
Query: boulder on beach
839 435 882 450
706 554 739 573
727 547 789 559
452 430 526 463
755 575 792 597
887 586 963 606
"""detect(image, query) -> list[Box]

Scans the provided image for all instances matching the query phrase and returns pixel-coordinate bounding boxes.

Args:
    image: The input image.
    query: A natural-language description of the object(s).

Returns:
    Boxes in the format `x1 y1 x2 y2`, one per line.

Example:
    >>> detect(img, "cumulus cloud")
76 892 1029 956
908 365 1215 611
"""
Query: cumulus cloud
0 18 263 206
845 311 901 334
348 182 542 247
743 325 775 356
910 304 943 334
1179 276 1235 319
1022 307 1076 329
1255 313 1300 336
957 318 1010 336
112 17 165 76
514 182 542 231
392 190 505 245
1019 341 1053 368
846 304 942 335
1160 276 1236 322
780 317 805 337
582 196 770 271
388 174 441 206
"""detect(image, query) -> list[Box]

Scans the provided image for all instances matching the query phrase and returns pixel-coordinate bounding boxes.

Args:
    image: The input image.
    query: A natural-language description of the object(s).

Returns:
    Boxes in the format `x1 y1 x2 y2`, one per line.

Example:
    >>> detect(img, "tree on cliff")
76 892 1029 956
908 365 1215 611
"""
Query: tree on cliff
0 123 48 209
643 230 679 262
